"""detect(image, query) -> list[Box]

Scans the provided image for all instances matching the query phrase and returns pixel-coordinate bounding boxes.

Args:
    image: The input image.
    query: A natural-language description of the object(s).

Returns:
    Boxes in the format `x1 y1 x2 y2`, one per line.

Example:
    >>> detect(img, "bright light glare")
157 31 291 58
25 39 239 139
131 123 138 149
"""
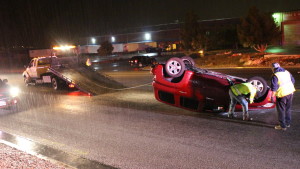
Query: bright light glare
272 13 280 19
112 63 119 67
272 13 282 25
111 36 115 42
53 45 76 50
86 58 92 66
10 87 20 97
16 137 34 152
142 53 156 57
91 38 96 44
145 33 151 41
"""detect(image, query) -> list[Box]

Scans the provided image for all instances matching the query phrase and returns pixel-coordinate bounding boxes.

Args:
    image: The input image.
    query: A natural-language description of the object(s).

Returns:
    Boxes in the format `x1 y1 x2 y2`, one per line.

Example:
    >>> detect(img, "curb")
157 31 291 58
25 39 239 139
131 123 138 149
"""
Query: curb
0 130 116 169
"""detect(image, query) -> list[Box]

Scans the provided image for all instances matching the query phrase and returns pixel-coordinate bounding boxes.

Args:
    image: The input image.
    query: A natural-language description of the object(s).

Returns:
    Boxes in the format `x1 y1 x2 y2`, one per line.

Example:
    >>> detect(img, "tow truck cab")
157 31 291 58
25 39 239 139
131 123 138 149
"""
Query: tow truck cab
26 57 52 77
23 56 59 84
22 56 76 90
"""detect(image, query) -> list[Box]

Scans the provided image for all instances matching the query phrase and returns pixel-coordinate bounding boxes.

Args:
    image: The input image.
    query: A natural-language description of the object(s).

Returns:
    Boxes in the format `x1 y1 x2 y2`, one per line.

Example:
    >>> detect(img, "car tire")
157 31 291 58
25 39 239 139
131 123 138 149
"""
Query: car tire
247 76 268 97
9 103 19 113
24 76 31 86
181 56 195 67
52 77 60 90
165 57 186 78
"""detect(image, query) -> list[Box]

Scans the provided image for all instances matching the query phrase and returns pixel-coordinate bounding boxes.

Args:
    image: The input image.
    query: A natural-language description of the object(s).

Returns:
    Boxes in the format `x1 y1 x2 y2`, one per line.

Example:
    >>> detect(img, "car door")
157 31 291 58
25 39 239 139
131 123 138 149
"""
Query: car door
27 59 38 78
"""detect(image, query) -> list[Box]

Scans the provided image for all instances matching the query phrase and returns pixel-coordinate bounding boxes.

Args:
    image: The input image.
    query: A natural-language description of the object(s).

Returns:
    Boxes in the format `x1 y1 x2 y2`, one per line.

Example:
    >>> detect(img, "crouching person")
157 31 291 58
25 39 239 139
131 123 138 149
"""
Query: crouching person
228 82 258 121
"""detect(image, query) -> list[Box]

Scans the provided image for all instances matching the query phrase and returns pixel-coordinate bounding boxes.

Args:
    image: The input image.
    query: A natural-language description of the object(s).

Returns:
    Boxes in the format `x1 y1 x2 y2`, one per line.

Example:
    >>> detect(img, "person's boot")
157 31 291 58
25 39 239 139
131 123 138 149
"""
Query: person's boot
243 112 250 121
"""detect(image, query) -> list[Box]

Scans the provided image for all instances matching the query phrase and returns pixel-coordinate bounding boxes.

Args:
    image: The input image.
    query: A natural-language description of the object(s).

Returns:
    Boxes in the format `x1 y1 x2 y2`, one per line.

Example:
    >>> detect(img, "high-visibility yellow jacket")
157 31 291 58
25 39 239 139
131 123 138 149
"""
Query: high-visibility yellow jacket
274 71 295 98
230 83 257 103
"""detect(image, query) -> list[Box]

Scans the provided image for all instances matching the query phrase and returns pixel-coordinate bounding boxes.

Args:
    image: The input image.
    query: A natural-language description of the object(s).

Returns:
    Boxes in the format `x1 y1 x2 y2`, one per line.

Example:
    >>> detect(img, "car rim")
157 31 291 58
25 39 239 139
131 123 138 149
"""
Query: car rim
52 79 58 90
250 80 264 92
24 77 30 86
167 60 182 75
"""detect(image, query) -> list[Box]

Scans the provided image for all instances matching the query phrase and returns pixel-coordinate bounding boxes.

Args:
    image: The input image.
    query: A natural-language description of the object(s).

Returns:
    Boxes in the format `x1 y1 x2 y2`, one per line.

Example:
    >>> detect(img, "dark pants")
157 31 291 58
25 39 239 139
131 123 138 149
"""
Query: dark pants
276 94 293 128
228 90 248 115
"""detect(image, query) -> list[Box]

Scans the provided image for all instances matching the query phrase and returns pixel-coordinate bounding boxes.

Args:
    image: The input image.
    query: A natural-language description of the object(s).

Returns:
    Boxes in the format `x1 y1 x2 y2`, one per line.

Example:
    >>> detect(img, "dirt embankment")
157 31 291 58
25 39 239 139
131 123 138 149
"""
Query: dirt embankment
194 52 300 68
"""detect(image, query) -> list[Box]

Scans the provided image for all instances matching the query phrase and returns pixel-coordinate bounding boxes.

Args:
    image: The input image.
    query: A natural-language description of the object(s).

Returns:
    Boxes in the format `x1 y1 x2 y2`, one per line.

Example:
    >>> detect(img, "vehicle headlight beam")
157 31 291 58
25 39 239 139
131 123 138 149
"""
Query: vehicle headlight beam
10 87 20 97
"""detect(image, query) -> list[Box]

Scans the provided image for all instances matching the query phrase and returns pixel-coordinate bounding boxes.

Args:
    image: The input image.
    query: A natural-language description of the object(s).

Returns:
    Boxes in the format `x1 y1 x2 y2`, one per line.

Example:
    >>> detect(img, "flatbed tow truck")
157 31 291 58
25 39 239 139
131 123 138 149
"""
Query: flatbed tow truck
22 56 124 95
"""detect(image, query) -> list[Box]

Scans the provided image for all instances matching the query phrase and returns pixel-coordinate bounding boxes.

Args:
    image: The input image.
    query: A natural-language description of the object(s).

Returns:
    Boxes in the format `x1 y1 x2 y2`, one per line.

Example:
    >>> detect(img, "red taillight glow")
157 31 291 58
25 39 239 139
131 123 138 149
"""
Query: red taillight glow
67 91 91 96
135 60 138 63
69 83 75 88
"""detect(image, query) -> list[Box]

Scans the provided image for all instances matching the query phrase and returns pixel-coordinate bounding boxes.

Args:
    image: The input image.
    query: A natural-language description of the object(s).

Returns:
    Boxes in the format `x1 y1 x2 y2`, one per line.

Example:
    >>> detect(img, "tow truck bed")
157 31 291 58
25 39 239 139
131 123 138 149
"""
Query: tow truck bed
50 66 125 95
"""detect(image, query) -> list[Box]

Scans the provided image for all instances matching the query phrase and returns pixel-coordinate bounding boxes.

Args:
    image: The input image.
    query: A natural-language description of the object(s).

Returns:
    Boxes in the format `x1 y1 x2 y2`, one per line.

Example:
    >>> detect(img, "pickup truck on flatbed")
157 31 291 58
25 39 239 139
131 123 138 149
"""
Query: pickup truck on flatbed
22 56 79 90
22 56 126 95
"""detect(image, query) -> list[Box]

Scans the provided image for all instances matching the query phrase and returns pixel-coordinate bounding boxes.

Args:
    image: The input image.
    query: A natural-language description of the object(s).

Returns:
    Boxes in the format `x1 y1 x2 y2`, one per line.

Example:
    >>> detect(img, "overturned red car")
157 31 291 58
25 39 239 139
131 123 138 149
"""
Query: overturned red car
151 57 275 112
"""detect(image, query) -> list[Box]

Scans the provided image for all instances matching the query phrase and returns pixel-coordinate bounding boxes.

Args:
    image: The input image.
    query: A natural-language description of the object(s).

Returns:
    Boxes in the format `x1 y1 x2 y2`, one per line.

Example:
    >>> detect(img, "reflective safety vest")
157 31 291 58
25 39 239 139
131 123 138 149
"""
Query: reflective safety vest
230 83 257 102
274 71 295 98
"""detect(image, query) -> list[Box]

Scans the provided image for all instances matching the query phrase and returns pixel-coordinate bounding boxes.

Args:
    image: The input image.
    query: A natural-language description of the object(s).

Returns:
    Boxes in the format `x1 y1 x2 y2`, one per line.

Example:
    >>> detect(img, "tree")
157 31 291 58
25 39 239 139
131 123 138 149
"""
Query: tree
214 28 239 50
97 41 114 56
180 11 204 51
237 6 281 53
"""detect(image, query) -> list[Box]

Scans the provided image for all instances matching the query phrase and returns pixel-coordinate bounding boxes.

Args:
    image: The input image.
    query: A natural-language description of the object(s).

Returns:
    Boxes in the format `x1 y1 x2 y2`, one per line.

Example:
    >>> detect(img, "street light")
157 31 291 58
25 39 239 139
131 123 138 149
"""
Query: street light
111 36 115 43
91 38 96 44
145 33 151 41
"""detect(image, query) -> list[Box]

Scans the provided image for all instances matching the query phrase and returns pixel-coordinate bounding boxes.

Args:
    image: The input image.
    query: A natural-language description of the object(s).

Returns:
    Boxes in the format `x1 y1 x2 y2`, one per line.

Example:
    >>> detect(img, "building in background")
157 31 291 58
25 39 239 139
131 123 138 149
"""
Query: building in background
273 10 300 45
29 10 300 57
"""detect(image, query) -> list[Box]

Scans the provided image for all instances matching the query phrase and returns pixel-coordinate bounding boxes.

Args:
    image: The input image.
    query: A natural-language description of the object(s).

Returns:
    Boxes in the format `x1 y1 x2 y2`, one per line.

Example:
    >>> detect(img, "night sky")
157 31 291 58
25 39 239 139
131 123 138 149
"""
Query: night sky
0 0 299 49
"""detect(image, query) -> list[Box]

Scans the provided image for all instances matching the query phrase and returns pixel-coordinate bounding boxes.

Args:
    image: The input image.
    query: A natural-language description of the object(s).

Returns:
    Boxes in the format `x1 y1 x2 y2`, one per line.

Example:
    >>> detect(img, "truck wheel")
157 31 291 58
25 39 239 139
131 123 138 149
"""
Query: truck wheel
52 77 60 90
23 76 30 86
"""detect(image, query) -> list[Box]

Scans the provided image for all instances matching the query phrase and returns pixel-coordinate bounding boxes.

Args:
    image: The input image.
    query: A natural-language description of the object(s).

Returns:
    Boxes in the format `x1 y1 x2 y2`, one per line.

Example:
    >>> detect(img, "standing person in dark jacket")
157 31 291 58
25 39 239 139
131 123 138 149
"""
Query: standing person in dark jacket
271 63 295 131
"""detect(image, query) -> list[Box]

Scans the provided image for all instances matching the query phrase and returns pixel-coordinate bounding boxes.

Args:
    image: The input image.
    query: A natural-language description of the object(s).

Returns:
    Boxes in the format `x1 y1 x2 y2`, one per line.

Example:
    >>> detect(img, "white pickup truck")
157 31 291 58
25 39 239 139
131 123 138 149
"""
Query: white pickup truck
22 56 126 95
22 56 76 90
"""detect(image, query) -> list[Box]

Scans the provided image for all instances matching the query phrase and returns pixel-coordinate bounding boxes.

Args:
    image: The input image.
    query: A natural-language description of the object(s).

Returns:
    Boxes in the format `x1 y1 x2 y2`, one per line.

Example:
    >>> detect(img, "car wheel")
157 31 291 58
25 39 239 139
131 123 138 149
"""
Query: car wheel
181 56 195 67
9 103 19 113
165 57 185 78
24 76 31 86
52 77 60 90
247 76 268 96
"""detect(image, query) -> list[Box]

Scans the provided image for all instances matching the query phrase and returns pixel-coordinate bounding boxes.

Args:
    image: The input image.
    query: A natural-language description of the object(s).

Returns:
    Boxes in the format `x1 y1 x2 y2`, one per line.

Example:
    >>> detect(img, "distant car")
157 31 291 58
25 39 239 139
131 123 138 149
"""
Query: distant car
129 56 157 68
0 79 20 112
145 47 163 53
151 56 275 112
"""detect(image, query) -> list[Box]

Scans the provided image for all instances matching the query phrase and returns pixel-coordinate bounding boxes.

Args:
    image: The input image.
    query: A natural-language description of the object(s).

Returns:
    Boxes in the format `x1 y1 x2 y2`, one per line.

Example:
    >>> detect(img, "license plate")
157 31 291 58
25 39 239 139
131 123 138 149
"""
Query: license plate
42 76 51 83
0 101 7 106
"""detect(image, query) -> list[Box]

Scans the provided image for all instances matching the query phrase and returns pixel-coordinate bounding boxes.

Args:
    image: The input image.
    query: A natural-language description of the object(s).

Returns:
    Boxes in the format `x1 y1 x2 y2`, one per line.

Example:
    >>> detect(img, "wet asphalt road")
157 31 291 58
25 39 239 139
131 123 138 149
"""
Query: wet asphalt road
0 64 300 169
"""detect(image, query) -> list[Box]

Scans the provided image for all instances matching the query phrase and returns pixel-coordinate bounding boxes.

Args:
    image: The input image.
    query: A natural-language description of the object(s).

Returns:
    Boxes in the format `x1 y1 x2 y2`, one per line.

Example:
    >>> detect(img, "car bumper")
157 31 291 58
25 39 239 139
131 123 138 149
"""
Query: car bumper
0 97 18 109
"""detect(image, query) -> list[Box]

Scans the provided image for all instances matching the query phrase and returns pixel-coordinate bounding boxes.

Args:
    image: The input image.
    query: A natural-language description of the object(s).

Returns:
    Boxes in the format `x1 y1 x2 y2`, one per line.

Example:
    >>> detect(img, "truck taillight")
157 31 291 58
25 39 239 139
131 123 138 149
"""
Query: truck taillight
69 83 75 88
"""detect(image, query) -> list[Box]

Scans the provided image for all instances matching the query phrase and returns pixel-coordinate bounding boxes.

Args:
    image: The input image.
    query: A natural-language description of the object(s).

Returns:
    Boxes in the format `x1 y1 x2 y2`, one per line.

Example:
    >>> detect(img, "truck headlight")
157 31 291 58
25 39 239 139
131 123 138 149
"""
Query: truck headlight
10 87 20 97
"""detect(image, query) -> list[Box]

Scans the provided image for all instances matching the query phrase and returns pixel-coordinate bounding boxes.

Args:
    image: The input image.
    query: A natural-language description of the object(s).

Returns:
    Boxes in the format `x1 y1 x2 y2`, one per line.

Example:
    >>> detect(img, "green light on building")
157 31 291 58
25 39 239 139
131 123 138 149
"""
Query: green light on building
266 47 284 53
272 13 283 26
